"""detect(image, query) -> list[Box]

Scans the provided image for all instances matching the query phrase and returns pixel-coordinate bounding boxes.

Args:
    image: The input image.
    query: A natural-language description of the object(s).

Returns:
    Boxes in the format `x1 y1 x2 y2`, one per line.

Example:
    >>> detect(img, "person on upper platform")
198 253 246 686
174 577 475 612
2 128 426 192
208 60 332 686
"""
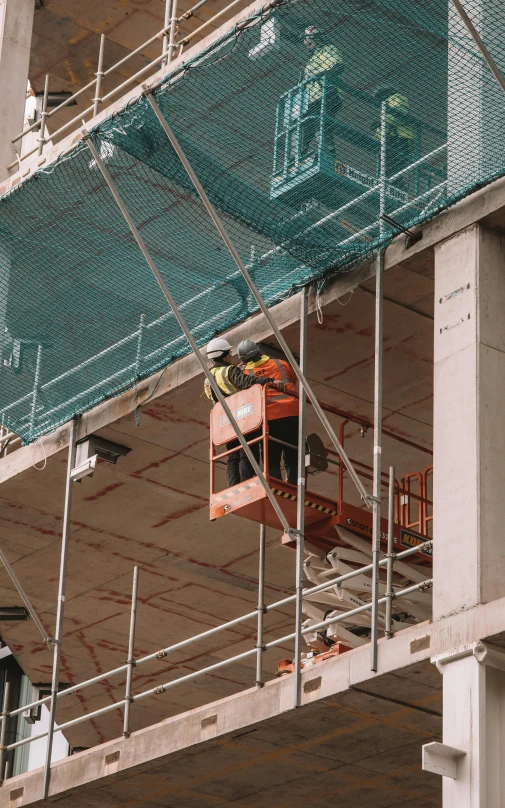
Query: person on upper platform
374 91 415 181
300 26 344 159
238 340 299 486
204 337 281 487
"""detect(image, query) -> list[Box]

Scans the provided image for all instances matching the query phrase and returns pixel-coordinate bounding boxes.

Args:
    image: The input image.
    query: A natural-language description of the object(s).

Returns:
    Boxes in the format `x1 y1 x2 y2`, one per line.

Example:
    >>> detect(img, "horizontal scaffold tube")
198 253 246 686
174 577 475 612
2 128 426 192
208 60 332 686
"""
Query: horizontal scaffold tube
2 540 432 723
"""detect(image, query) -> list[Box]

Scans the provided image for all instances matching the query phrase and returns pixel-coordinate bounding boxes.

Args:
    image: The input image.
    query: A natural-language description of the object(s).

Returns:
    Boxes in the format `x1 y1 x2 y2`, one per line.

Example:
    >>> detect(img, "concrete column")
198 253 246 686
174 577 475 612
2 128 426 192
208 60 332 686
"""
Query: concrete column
434 224 505 619
0 0 35 180
447 0 505 193
431 643 505 806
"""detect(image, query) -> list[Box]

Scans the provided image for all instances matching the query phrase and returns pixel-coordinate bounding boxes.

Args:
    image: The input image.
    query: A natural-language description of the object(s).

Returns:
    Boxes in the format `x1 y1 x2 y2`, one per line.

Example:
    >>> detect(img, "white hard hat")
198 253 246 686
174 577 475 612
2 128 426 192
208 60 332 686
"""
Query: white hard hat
206 337 232 360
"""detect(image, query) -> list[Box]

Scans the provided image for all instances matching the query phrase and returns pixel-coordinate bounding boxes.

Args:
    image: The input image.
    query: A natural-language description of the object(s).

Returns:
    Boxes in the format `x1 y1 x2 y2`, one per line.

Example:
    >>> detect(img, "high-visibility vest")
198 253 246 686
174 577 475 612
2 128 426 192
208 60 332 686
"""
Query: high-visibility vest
304 44 343 105
204 365 240 402
244 355 298 421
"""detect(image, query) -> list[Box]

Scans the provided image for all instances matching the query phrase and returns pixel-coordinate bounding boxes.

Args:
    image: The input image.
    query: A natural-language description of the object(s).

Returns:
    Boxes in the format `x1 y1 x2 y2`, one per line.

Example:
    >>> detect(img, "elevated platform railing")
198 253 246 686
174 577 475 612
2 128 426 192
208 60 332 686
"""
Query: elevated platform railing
7 0 253 173
336 418 433 540
0 543 432 783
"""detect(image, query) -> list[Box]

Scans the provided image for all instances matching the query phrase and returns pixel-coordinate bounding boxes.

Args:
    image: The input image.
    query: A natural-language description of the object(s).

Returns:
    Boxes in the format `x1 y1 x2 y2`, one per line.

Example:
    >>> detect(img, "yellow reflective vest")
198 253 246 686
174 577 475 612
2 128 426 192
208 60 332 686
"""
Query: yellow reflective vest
304 45 343 105
204 365 240 402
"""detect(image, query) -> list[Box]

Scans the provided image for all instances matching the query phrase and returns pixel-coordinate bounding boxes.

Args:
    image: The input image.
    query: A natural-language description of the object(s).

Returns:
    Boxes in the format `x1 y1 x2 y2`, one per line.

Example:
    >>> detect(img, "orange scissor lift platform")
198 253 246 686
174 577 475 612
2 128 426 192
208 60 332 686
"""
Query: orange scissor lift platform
209 385 432 562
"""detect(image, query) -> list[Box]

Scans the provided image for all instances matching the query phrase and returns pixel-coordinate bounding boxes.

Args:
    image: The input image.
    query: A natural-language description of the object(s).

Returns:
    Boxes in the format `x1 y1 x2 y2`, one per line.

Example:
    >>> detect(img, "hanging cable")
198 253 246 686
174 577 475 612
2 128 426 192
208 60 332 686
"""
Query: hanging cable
134 365 168 426
31 435 47 471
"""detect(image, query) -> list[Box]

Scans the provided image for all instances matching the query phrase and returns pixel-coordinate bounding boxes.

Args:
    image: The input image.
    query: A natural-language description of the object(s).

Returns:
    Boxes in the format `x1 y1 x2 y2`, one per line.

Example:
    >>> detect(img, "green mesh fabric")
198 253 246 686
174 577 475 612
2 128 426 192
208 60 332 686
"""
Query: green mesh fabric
0 0 504 443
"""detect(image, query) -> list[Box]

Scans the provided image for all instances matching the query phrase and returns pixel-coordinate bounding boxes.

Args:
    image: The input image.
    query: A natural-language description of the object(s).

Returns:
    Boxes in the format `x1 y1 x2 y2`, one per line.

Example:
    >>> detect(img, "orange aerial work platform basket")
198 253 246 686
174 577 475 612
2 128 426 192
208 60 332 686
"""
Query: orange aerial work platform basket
209 385 432 562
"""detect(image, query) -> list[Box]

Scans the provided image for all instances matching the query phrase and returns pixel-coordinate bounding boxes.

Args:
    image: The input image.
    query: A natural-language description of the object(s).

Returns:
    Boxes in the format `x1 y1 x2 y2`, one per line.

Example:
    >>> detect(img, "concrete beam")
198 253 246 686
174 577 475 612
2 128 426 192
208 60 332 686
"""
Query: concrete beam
0 619 437 807
0 0 34 181
3 588 505 806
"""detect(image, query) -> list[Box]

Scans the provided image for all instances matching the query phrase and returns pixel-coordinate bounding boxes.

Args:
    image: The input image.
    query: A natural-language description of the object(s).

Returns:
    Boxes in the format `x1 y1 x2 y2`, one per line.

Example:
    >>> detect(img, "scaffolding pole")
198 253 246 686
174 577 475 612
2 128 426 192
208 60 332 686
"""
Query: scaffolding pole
370 250 384 672
294 288 308 707
84 134 292 537
385 465 395 638
0 680 10 784
379 100 387 239
255 524 266 688
93 35 106 118
162 0 171 67
43 417 78 800
145 92 371 506
29 345 42 437
38 75 50 157
0 543 51 646
123 566 139 737
168 0 179 64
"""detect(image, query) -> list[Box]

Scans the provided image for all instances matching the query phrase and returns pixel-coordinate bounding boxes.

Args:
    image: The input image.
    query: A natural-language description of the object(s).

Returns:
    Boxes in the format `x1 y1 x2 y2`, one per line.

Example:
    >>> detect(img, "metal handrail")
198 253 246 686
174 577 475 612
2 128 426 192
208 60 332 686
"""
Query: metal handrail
7 0 254 171
1 540 432 752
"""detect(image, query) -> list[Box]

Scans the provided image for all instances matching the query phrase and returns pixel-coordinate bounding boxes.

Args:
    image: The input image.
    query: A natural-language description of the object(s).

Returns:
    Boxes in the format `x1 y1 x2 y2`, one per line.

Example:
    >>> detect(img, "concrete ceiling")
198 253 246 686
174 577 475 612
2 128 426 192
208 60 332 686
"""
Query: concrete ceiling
0 265 434 750
29 0 253 137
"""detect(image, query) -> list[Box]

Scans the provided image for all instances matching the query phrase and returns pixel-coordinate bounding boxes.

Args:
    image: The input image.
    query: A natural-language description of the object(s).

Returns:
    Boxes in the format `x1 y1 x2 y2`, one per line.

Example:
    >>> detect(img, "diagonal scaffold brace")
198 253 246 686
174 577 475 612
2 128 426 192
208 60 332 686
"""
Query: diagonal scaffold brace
83 133 292 538
144 90 373 507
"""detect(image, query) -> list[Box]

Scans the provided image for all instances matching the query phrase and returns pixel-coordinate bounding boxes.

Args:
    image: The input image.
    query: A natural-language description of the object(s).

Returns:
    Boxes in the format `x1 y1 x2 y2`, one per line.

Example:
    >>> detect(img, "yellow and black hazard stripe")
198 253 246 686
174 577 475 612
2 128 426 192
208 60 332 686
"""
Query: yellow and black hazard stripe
271 488 337 516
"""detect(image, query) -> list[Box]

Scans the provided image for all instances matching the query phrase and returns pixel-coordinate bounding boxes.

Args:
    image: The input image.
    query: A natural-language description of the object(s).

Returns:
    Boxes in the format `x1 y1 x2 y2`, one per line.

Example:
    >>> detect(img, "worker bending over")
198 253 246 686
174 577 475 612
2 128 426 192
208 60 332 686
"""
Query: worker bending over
204 337 281 487
238 340 299 486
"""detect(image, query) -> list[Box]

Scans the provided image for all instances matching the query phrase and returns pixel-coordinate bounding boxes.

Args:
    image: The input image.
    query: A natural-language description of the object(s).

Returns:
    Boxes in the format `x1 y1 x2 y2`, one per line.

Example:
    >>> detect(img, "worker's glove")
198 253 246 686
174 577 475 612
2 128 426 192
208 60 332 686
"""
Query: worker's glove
273 380 287 392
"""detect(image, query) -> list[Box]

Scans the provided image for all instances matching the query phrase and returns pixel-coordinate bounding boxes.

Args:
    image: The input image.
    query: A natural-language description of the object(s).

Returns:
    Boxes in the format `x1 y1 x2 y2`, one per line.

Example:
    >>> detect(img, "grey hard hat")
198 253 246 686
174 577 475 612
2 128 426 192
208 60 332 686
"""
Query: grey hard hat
237 339 261 361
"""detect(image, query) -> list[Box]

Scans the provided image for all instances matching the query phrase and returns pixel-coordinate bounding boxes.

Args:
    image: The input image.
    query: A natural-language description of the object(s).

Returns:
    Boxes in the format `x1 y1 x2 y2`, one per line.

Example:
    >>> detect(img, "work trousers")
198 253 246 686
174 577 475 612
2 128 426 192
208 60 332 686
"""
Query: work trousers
240 416 299 486
225 439 254 488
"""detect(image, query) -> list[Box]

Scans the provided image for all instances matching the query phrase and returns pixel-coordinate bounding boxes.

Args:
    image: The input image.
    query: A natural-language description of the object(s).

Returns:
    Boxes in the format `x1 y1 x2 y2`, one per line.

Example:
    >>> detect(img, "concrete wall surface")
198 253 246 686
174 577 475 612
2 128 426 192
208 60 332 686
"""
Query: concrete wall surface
434 224 505 618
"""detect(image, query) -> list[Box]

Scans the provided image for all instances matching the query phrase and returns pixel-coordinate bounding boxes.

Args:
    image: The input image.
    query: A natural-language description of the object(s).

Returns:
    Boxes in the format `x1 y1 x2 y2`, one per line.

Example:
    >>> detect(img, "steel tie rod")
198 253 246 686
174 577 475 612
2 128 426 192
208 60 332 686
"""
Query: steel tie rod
83 133 292 537
144 91 372 506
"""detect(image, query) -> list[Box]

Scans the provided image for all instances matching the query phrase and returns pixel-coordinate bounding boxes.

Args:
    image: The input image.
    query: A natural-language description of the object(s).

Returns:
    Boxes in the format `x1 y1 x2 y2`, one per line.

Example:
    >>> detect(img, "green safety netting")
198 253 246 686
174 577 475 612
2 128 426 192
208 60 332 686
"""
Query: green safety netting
1 0 504 444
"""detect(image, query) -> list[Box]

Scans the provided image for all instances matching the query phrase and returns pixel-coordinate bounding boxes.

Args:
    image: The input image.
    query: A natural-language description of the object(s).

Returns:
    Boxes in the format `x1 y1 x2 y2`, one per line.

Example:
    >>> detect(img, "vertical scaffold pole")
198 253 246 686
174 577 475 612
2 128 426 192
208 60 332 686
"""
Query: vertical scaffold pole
144 93 370 506
123 566 139 738
370 250 384 672
294 287 308 707
93 35 106 118
162 0 171 68
0 680 10 784
379 99 387 239
385 466 395 638
84 134 292 536
255 524 266 688
43 417 78 800
168 0 178 64
38 75 50 157
135 314 145 377
29 345 43 438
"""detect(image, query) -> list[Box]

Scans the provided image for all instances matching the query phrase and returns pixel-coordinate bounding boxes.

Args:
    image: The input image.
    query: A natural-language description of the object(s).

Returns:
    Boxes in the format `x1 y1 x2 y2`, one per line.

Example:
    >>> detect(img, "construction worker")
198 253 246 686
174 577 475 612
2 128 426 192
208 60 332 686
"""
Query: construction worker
300 26 344 159
204 337 282 487
374 92 415 181
238 340 299 486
